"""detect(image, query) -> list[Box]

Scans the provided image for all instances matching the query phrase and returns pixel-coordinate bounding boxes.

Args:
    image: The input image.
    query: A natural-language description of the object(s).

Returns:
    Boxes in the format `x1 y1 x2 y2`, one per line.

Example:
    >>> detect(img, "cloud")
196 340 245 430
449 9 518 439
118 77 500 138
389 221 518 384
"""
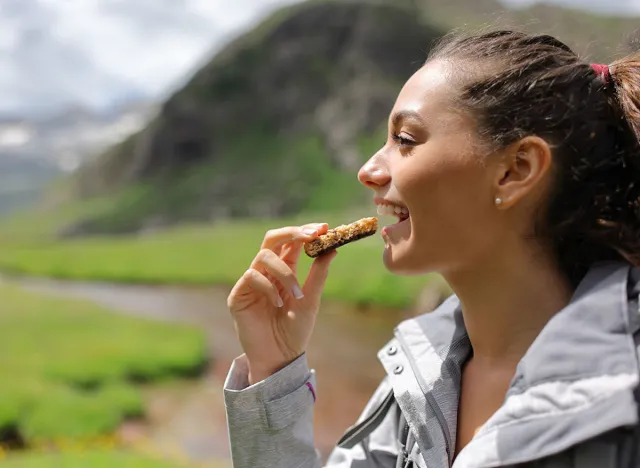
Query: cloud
0 0 302 115
0 0 636 116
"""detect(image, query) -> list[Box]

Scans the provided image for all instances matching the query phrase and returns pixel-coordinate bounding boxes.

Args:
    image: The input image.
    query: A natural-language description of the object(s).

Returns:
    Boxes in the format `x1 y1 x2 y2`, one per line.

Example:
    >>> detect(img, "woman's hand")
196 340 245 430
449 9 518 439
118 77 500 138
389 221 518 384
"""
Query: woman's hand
227 223 338 385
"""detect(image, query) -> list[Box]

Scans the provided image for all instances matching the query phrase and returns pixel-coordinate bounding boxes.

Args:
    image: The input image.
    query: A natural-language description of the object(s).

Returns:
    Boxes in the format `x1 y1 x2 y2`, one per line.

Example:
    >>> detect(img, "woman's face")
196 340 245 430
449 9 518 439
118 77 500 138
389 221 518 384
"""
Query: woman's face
358 60 505 275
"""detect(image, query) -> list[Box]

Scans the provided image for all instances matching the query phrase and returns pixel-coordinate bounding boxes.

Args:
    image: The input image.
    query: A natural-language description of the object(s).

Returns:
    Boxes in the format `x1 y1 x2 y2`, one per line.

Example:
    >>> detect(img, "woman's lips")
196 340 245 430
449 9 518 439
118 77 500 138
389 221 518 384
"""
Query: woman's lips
381 216 410 237
376 202 410 239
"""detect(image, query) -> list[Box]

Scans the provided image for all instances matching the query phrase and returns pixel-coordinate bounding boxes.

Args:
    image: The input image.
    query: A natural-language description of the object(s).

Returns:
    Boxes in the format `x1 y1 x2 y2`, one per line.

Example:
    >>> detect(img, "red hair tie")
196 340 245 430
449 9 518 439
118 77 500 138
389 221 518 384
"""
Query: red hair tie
591 63 612 86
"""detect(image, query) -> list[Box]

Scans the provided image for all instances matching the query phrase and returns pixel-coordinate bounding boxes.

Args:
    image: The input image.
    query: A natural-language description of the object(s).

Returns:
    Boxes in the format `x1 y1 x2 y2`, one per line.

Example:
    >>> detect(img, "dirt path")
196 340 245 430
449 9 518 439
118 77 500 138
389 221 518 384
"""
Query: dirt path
13 277 408 465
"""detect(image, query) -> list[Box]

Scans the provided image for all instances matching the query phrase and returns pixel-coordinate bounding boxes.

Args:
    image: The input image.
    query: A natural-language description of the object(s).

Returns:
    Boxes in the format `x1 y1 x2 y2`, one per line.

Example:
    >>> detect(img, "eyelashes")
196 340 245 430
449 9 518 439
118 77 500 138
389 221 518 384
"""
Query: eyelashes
391 132 417 147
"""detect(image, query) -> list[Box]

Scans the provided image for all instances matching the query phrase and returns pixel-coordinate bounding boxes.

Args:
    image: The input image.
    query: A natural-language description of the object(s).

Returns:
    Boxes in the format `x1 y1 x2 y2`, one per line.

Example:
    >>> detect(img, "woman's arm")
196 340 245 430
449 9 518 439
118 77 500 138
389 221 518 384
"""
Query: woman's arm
224 223 399 466
224 354 400 468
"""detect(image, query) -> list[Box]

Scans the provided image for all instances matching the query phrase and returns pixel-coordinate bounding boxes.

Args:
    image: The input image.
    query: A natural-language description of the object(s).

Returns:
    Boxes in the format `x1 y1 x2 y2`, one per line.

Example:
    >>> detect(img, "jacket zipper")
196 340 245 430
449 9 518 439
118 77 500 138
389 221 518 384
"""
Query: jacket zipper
337 388 395 449
396 331 453 463
403 429 415 468
396 412 415 468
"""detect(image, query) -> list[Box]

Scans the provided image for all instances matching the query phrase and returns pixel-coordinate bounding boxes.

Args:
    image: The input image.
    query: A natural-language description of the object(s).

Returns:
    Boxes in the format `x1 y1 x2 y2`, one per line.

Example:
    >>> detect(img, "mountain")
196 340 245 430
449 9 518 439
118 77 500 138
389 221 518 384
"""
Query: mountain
61 0 639 235
0 151 60 216
31 102 158 171
0 102 157 217
64 1 441 234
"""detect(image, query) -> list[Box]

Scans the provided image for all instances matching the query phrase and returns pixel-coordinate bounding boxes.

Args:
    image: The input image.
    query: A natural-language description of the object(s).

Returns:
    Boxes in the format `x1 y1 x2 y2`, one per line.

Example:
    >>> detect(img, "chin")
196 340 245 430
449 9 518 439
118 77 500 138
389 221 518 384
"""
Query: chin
382 243 431 276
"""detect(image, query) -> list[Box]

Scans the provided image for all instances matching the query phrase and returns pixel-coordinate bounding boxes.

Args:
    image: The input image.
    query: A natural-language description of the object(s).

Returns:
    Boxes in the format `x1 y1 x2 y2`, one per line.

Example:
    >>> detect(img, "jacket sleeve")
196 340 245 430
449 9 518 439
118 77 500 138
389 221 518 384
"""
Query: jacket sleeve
224 353 400 468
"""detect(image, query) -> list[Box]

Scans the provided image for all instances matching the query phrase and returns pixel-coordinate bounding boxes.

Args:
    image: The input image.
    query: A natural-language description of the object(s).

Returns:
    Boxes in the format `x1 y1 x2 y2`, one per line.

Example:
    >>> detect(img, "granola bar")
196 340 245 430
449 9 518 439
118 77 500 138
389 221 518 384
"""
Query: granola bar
304 217 378 258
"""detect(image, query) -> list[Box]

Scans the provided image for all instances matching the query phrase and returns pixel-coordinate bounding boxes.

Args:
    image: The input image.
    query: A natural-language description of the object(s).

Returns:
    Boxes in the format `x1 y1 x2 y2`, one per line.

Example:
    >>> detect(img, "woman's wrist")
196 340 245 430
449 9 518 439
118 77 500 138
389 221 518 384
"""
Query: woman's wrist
247 355 302 385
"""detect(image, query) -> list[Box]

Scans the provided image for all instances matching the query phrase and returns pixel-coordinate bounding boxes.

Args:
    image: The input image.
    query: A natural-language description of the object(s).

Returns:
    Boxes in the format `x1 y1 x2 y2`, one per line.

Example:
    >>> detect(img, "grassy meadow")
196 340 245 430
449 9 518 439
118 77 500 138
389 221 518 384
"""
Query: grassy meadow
0 284 206 458
0 194 444 466
0 206 443 309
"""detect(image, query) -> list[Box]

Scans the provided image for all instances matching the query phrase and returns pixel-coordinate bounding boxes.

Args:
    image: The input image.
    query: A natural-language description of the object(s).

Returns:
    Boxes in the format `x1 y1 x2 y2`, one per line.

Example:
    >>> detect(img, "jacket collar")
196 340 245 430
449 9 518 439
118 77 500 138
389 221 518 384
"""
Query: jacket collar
383 261 640 468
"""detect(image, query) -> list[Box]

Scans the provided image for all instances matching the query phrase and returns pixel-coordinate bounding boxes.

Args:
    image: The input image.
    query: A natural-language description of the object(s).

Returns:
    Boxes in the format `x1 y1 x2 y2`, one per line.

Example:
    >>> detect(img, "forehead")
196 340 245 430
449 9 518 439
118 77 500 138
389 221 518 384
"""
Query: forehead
391 60 464 126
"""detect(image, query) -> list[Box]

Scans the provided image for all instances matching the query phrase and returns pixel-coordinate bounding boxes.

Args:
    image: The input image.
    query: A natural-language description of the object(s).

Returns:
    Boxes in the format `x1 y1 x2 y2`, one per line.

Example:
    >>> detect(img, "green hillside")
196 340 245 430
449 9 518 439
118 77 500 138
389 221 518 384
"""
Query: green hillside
63 1 441 235
53 0 639 235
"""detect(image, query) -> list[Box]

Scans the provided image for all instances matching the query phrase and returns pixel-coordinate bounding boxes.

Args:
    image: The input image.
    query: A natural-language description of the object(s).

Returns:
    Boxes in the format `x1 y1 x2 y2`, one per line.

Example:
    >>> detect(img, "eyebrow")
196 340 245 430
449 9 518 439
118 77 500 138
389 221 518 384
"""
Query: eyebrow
391 110 425 126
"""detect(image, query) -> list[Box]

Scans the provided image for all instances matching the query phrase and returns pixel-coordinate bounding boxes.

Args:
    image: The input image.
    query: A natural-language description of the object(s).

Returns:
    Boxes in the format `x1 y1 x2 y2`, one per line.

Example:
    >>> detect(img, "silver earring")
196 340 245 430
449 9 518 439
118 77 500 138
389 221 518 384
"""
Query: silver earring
495 197 503 205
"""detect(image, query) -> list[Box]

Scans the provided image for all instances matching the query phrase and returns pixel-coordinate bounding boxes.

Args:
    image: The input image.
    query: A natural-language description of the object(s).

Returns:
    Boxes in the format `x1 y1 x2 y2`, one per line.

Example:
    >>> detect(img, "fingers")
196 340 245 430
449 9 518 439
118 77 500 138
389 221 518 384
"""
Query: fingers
303 250 338 298
229 223 337 312
280 223 330 269
261 223 328 254
227 269 283 309
301 222 330 236
246 269 284 308
252 249 305 300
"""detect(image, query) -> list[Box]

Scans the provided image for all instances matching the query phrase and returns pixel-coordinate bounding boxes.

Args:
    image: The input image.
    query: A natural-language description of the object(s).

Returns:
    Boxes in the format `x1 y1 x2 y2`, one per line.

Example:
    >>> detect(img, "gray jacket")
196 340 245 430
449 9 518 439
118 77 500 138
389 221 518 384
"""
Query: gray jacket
224 262 640 467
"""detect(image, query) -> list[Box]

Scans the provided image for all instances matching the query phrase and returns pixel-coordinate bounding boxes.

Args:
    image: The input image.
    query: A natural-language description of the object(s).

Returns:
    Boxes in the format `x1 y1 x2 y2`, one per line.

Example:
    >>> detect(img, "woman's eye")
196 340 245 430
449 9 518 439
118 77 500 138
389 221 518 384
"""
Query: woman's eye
392 133 416 147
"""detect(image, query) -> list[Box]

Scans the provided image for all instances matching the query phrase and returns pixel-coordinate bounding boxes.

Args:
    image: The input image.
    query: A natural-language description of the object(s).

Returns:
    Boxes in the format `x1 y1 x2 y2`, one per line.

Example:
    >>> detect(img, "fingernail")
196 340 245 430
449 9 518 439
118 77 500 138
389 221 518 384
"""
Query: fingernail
276 296 284 308
302 228 317 236
292 285 304 299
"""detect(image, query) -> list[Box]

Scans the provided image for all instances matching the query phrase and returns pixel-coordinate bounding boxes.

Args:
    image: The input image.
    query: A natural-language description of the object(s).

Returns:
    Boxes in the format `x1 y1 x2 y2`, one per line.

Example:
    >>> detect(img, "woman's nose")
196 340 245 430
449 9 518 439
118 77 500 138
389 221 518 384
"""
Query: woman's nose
358 157 391 189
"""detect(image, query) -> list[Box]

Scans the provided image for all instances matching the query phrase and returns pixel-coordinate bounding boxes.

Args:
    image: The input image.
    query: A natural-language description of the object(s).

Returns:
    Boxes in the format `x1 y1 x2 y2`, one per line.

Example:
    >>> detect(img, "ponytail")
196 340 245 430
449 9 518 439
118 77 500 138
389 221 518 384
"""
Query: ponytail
605 53 640 266
611 54 640 142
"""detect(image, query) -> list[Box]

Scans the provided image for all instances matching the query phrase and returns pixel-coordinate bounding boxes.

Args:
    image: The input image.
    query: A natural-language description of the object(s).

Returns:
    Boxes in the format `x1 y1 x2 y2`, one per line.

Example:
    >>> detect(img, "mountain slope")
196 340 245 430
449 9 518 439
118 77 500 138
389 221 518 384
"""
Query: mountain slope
64 0 639 235
67 1 442 234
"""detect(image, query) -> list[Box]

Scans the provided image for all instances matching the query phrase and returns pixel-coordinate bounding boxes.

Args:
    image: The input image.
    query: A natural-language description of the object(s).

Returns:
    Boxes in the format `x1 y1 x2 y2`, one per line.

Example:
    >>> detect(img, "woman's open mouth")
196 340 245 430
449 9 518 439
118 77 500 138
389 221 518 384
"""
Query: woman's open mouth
376 203 410 228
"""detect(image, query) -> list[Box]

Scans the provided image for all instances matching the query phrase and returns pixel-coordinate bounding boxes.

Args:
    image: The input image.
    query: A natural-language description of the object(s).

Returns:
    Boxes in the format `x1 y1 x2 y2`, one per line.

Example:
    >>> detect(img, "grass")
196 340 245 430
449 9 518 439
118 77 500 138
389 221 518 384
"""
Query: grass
0 125 444 310
0 207 444 309
0 285 206 444
1 449 208 468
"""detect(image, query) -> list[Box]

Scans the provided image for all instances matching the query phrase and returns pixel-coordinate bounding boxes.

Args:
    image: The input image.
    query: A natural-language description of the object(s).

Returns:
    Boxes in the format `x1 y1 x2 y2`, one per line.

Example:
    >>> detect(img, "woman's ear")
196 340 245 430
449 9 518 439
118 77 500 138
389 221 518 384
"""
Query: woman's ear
493 136 553 208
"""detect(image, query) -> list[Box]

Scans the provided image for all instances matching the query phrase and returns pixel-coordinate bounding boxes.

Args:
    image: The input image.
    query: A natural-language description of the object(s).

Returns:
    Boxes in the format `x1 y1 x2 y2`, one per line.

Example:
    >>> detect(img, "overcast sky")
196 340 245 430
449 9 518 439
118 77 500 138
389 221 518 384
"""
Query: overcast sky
0 0 638 116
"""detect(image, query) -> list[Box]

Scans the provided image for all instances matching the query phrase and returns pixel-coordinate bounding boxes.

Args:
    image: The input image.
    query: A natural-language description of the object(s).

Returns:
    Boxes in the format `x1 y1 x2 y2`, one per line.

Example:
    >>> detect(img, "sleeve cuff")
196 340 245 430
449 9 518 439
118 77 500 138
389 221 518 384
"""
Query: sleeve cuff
224 353 317 430
224 354 251 391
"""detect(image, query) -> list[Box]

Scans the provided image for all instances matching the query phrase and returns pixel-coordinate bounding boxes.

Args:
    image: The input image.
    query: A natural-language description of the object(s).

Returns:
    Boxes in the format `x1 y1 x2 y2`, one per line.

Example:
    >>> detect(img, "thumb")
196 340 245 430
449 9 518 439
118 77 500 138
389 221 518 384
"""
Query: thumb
302 250 338 299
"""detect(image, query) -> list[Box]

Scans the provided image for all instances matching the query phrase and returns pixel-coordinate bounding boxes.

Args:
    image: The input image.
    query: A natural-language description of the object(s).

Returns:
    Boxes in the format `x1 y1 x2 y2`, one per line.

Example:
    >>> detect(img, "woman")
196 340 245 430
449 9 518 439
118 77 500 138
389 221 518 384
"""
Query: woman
223 31 640 467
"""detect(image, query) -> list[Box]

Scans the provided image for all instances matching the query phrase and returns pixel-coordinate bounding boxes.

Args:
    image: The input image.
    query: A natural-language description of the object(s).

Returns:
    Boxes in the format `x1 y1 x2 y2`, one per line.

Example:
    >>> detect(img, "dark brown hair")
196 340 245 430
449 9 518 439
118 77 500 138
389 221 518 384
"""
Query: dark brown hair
429 31 640 285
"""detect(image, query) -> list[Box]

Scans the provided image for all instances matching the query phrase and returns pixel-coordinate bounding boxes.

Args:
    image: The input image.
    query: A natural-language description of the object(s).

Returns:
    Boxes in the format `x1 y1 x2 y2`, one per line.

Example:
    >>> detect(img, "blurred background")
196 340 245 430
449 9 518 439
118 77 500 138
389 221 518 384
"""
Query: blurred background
0 0 637 466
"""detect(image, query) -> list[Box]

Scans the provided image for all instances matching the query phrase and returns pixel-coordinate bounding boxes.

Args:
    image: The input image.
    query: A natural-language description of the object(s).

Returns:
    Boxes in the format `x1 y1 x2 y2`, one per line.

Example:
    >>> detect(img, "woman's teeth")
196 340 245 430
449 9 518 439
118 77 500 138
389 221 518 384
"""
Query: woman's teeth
376 204 409 217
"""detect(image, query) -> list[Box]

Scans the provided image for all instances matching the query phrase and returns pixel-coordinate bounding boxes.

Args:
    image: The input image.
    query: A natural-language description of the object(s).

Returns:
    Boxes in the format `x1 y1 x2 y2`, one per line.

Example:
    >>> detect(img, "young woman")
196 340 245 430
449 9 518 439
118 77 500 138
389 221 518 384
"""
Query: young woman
223 31 640 467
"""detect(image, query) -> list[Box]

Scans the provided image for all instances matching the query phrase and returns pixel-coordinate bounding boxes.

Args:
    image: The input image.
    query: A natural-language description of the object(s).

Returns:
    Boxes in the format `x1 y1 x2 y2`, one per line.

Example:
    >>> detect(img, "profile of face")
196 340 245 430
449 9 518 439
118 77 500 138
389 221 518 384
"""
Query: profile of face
358 60 552 276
